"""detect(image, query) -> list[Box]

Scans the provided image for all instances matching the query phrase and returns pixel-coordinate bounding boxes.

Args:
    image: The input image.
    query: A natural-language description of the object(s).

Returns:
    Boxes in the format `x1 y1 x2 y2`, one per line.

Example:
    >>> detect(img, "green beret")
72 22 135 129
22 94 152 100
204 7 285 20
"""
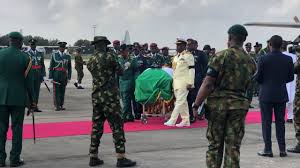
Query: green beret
228 24 248 36
8 32 23 39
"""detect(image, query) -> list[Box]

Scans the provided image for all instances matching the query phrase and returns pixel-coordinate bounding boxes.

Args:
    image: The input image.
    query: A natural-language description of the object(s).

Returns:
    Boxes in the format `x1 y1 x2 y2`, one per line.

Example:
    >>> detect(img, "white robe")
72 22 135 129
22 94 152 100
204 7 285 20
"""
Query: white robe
283 51 297 119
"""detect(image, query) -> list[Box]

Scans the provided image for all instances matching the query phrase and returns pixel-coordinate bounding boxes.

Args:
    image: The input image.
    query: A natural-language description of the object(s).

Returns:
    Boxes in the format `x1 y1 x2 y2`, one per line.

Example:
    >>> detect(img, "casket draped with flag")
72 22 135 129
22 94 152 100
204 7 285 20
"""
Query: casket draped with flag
135 68 173 104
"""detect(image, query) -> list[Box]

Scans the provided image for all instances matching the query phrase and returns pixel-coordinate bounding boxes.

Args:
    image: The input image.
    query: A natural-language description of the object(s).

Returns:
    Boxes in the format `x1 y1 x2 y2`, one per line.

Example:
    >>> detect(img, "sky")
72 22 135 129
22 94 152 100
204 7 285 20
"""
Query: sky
0 0 300 50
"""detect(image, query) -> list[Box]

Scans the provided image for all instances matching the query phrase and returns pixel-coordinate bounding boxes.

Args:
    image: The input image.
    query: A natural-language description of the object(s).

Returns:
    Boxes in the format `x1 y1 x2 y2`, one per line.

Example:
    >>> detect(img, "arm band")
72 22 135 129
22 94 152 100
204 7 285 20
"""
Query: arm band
188 66 195 69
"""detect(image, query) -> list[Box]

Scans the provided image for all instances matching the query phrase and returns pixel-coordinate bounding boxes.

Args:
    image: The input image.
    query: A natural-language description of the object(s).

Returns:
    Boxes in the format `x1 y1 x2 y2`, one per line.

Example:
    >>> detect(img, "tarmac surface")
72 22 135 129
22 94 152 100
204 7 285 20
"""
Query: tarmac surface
4 60 300 167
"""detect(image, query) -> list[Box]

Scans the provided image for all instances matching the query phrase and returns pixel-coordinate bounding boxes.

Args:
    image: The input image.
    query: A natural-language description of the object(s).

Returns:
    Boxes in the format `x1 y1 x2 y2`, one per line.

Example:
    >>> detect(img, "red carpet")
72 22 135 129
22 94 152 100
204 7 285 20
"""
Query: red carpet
7 111 263 140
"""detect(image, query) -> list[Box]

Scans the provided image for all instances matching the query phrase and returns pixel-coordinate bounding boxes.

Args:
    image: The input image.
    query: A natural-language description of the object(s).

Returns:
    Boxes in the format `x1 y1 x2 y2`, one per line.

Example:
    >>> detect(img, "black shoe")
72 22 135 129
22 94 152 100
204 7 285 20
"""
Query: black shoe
34 107 42 112
257 151 273 157
286 119 293 123
190 117 196 124
287 146 300 153
74 83 78 88
280 151 287 157
60 106 66 111
134 115 141 120
77 86 84 89
197 115 204 120
10 159 24 167
89 157 104 167
126 118 135 122
0 162 5 167
116 158 136 167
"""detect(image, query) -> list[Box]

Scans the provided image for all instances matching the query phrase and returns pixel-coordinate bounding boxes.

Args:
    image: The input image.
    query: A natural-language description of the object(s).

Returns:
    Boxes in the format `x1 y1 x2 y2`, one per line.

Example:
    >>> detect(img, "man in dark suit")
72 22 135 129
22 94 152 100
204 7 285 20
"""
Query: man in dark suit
186 39 208 123
256 35 294 157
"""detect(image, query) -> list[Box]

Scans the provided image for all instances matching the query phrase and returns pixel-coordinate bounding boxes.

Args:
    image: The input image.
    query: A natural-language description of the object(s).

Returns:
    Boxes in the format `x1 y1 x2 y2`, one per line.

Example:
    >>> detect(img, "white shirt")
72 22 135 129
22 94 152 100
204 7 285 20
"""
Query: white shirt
283 51 297 103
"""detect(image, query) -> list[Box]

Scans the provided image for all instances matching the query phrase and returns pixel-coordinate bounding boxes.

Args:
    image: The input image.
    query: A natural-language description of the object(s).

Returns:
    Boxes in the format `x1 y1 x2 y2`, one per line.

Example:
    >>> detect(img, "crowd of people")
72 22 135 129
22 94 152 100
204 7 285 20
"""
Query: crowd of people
1 23 300 167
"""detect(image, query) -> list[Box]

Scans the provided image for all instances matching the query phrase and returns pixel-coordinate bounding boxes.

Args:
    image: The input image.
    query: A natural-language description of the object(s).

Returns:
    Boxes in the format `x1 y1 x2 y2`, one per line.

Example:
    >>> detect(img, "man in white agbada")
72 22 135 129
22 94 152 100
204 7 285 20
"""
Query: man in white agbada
164 38 195 127
283 43 297 123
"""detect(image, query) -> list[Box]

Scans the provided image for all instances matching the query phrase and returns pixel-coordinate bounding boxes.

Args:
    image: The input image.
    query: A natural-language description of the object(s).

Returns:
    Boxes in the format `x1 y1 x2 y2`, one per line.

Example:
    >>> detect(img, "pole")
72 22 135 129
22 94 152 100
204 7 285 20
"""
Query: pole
27 108 36 144
92 25 97 37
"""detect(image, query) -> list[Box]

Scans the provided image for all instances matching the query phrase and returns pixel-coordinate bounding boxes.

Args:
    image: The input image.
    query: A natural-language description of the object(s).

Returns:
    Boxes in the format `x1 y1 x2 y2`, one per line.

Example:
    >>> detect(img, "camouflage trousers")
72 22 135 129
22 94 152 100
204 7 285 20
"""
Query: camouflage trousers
76 69 84 84
206 109 247 168
89 89 126 157
293 96 300 146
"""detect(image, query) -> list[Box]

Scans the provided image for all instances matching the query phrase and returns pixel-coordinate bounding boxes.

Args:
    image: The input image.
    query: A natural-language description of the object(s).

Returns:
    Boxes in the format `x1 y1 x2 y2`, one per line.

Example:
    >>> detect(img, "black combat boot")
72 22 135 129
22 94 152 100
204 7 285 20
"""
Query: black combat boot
116 158 136 167
287 145 300 153
10 159 24 167
35 106 42 112
89 157 104 167
0 161 5 167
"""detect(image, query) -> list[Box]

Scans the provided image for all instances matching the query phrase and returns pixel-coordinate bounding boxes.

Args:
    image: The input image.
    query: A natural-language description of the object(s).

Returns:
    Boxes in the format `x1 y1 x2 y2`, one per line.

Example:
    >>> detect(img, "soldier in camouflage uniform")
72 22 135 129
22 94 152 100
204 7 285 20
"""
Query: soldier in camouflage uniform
74 48 85 89
25 39 46 112
141 43 150 55
288 51 300 153
87 36 136 167
161 47 172 67
148 43 164 68
257 41 270 62
112 40 121 55
244 42 257 106
193 25 256 168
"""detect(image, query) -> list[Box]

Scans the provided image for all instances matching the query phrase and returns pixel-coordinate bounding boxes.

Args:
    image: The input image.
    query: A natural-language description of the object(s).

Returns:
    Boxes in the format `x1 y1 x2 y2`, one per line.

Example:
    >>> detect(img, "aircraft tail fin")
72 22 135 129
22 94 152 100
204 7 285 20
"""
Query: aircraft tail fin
294 16 299 23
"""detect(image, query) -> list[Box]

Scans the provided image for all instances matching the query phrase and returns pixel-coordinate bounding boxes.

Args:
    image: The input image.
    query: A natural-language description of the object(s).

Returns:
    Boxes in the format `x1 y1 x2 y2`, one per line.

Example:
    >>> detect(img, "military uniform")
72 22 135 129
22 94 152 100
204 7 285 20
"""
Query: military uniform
162 55 172 67
134 53 148 73
205 46 256 167
132 53 148 119
245 51 257 102
74 49 85 89
0 32 35 167
25 40 46 108
87 36 136 168
148 53 164 68
165 41 195 127
289 55 300 152
196 25 256 168
49 42 72 110
118 53 139 121
257 47 270 62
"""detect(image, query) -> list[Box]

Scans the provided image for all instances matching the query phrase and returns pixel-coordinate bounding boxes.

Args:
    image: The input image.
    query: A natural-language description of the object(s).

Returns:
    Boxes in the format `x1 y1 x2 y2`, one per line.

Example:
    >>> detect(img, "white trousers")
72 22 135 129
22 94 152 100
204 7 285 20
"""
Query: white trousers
287 102 294 120
168 89 190 124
